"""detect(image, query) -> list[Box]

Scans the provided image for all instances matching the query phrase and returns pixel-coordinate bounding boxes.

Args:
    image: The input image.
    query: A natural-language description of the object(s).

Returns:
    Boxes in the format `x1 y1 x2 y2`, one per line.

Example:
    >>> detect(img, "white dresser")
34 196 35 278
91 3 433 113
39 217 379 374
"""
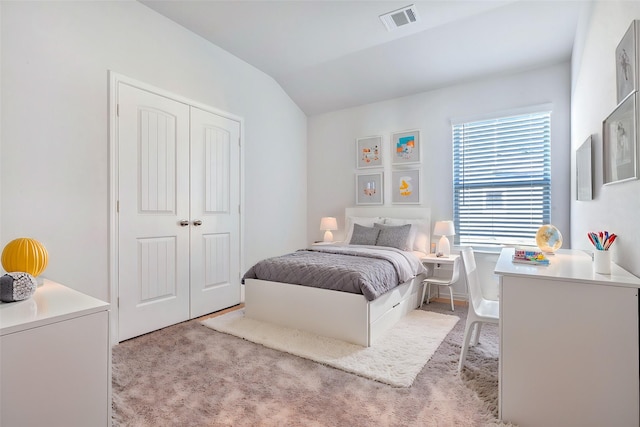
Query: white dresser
0 280 111 426
495 248 640 427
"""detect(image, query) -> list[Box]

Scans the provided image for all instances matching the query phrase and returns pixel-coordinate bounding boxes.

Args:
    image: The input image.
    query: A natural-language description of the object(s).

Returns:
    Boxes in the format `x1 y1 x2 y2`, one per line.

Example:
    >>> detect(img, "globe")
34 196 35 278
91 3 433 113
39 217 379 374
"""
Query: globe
536 224 563 253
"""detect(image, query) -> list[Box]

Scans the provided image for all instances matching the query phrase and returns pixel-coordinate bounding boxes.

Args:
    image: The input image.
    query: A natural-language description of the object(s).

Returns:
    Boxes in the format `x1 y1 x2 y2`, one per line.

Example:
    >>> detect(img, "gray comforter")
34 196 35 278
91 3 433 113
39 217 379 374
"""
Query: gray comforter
242 245 426 301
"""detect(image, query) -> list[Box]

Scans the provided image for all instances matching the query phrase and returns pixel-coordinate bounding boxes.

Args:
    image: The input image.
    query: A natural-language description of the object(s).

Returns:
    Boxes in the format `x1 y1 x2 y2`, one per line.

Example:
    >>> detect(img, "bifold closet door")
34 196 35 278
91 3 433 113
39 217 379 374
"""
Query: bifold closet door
189 107 241 318
117 84 242 341
117 83 191 341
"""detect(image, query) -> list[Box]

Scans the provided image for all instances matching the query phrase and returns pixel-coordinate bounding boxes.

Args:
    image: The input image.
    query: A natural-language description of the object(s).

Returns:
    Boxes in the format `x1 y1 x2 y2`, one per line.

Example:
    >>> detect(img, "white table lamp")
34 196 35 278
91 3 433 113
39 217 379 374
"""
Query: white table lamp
434 220 455 256
320 217 338 242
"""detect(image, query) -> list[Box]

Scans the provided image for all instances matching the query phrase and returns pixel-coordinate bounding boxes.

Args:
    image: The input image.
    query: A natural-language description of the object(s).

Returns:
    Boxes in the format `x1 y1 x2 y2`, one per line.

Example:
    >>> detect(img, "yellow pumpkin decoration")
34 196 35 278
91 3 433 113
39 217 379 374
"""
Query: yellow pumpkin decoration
1 238 49 277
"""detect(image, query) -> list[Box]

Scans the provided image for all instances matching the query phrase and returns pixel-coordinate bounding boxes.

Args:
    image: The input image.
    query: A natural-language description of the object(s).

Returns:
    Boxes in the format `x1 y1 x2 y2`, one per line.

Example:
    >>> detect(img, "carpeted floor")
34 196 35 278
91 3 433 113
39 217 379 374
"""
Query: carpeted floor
112 301 504 426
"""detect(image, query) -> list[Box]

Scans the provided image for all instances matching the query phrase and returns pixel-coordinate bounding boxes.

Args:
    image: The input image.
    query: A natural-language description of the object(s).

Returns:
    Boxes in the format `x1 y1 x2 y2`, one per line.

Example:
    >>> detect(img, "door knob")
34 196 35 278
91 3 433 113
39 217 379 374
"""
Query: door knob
179 220 189 227
193 220 203 226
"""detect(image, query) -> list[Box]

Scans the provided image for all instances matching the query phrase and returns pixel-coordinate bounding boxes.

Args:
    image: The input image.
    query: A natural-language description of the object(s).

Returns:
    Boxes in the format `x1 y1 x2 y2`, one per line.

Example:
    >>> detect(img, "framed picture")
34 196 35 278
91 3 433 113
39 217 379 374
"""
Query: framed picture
355 172 383 205
603 93 638 185
616 20 638 104
356 136 383 168
391 169 420 204
576 135 593 201
391 130 421 165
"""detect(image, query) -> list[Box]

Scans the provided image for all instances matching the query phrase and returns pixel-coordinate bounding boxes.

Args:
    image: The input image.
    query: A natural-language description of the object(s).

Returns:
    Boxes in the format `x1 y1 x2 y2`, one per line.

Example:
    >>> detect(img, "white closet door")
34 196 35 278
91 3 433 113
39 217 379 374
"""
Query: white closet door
117 83 191 341
189 107 241 318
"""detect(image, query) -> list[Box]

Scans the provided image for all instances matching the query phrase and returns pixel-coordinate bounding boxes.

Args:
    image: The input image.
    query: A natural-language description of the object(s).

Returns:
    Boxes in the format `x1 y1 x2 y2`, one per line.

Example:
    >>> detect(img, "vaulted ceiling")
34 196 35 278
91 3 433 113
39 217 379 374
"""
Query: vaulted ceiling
141 1 584 116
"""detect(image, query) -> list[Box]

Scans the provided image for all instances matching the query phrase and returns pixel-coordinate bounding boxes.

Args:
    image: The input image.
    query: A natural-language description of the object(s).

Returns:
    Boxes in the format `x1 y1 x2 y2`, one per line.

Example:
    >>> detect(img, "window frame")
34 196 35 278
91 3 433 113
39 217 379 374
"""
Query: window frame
452 109 552 248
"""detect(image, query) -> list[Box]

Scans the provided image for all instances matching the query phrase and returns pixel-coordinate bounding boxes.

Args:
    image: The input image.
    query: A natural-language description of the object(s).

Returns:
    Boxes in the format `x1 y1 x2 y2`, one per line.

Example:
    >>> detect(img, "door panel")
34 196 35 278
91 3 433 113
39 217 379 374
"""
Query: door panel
190 107 241 318
118 83 190 341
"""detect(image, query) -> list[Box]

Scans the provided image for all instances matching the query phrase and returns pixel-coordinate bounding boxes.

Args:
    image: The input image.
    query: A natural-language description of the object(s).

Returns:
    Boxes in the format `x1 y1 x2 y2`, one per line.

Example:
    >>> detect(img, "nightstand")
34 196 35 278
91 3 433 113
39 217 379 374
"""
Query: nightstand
420 254 461 311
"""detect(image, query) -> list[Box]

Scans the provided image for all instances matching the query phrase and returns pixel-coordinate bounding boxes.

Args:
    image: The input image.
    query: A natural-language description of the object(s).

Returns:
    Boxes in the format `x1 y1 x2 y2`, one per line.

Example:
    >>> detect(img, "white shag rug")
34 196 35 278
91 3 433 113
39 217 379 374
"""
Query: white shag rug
202 309 458 387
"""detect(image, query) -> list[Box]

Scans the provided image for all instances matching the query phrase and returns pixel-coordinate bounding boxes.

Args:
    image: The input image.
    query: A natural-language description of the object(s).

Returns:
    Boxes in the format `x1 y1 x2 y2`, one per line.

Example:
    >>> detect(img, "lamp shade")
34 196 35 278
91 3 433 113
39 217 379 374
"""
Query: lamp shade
320 217 338 231
433 221 455 256
320 217 338 243
433 220 455 236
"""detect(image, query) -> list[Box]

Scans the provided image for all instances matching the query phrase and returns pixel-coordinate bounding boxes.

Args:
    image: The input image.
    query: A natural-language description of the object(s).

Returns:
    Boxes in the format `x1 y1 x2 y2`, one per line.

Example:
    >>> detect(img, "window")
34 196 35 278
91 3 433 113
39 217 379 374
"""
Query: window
453 111 551 247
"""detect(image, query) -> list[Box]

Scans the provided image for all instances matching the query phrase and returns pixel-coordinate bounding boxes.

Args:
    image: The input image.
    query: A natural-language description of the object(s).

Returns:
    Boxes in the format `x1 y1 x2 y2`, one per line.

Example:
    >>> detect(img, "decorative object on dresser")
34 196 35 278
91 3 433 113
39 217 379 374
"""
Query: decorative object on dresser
0 272 38 302
1 237 48 277
355 172 384 205
616 20 638 104
356 135 383 168
391 169 421 204
433 220 455 256
319 216 338 243
391 129 421 165
603 92 638 185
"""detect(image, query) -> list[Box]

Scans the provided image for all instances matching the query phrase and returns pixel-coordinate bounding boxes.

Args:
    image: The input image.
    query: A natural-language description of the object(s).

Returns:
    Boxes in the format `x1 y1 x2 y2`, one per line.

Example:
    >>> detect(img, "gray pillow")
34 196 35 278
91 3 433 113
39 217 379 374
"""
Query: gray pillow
349 223 381 245
374 223 412 250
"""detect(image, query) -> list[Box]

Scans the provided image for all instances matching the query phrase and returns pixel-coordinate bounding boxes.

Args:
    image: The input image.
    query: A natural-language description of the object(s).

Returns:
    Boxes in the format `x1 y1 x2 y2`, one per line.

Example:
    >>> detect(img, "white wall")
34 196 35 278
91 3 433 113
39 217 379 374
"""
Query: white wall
0 1 307 301
0 2 3 251
571 1 640 277
307 64 572 298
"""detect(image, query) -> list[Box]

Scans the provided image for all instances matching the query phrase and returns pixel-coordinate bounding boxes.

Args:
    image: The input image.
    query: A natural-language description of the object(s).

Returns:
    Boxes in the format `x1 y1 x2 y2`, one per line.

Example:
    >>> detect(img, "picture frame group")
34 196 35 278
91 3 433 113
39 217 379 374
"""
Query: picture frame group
355 129 422 205
605 20 640 186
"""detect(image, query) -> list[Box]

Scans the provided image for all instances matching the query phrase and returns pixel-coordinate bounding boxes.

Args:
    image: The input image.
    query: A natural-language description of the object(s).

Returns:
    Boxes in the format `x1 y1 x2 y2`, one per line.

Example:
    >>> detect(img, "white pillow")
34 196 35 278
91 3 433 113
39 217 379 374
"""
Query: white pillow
383 218 429 253
344 216 383 244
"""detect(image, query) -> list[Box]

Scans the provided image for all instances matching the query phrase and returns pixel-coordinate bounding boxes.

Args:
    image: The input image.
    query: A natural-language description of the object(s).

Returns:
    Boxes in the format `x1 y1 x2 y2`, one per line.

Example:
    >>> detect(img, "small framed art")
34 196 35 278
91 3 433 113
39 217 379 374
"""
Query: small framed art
391 130 421 165
576 135 593 201
356 136 383 168
616 20 638 104
391 169 420 204
355 172 383 205
603 93 638 185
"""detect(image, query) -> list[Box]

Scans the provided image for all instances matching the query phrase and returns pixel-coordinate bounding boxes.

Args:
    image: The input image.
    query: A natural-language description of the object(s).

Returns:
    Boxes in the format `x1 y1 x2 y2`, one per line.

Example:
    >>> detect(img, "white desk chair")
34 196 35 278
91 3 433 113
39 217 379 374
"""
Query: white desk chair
421 256 461 311
458 247 499 372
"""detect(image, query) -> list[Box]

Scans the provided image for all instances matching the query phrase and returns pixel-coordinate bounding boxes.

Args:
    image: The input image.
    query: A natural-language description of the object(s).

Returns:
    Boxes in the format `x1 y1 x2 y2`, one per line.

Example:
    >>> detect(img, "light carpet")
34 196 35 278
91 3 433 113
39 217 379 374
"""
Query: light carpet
202 309 459 387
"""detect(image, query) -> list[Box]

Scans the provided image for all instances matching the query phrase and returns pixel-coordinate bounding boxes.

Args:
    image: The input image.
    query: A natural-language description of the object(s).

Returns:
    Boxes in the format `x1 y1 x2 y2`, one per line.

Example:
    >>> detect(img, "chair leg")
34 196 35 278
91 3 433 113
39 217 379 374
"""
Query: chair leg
426 282 432 305
420 282 427 308
458 320 476 372
448 287 454 311
472 322 483 346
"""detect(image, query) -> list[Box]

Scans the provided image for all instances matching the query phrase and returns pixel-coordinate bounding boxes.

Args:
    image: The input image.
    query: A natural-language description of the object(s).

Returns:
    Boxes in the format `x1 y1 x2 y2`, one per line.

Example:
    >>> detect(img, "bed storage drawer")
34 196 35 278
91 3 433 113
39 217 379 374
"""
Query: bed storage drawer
369 277 423 323
368 278 423 345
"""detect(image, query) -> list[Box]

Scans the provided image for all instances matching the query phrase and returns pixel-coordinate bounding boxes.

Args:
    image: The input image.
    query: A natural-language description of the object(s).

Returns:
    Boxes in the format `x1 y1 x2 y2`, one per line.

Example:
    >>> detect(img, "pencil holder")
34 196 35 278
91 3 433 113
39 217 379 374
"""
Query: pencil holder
593 250 611 275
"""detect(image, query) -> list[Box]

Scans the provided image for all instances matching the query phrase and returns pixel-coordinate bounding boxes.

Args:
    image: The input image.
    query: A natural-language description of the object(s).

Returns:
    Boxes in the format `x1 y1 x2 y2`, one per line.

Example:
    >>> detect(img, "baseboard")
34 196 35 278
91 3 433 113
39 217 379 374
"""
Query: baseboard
197 303 244 321
426 297 468 307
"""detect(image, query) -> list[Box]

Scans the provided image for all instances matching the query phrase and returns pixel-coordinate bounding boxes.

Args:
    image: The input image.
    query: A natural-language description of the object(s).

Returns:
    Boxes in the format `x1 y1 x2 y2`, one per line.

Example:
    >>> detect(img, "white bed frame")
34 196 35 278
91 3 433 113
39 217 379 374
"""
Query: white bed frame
244 207 431 347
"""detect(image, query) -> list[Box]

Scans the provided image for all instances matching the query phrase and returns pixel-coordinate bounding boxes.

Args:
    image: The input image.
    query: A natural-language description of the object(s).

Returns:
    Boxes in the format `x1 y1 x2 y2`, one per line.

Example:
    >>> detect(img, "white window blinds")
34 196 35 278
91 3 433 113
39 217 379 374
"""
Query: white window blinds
453 111 551 247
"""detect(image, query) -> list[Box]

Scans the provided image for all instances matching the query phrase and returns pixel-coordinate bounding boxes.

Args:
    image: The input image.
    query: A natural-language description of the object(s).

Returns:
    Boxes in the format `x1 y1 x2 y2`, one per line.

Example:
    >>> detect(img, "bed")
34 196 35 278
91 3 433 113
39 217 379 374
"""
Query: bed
243 207 431 347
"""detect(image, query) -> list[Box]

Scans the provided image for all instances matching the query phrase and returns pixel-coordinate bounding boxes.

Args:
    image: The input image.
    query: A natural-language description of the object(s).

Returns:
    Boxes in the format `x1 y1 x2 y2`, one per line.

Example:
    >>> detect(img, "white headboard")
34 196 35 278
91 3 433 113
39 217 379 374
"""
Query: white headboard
344 206 431 252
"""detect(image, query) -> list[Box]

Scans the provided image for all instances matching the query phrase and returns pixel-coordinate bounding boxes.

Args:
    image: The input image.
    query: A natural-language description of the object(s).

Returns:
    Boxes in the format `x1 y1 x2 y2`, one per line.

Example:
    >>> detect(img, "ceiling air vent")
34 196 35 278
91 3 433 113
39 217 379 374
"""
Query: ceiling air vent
379 4 420 32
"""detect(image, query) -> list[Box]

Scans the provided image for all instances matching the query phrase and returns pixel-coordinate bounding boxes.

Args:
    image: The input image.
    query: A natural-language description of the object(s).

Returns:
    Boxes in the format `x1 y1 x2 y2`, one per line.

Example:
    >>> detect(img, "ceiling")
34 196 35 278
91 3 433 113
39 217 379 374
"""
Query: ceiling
141 0 584 116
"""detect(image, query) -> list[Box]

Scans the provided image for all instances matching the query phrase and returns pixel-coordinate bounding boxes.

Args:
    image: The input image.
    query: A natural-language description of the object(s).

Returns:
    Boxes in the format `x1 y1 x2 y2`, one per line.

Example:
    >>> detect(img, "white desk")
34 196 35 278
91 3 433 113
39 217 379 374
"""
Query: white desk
495 248 640 427
0 280 111 426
